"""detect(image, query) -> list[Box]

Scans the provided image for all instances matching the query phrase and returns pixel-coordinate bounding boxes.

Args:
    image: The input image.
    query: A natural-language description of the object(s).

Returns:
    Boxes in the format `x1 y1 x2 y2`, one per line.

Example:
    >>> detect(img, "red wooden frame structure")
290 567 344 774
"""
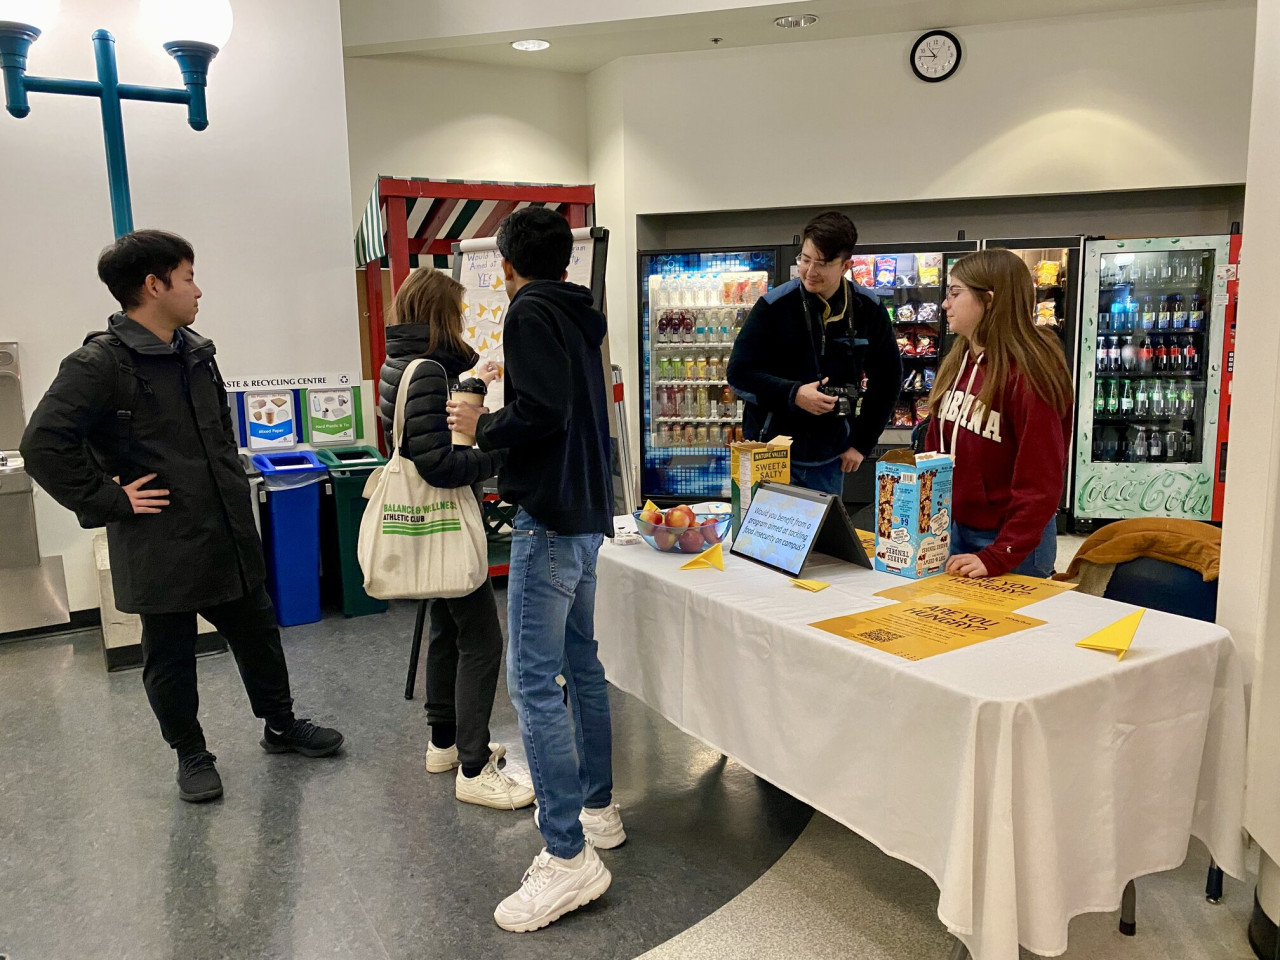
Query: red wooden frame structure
355 177 596 402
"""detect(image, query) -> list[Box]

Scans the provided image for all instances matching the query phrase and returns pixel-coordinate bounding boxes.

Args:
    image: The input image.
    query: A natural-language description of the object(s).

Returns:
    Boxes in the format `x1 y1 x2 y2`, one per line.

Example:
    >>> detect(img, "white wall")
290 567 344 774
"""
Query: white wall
0 0 360 611
344 56 588 224
1219 0 1280 874
588 1 1256 472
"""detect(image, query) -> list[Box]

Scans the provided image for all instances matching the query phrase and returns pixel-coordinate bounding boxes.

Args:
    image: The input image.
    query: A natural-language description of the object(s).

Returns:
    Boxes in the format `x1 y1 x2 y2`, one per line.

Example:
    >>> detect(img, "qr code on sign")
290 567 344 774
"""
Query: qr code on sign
861 629 904 644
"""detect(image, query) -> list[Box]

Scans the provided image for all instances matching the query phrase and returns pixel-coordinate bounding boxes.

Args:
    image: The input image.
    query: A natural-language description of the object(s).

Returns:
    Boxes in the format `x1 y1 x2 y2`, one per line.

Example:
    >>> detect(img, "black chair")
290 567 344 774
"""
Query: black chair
1099 554 1225 933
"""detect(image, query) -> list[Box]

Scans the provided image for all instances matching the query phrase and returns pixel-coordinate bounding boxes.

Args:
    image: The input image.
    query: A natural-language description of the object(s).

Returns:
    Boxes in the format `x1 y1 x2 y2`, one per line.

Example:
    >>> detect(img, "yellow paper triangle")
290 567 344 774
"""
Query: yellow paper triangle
461 300 469 312
491 276 504 290
680 541 724 571
467 326 477 339
790 578 830 592
477 304 489 318
643 499 659 514
1076 609 1145 661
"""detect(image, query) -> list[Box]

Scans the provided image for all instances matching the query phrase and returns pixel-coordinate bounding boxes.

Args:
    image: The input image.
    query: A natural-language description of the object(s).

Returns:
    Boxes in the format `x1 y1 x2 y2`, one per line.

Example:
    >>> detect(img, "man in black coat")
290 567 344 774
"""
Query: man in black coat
20 230 342 803
727 212 902 496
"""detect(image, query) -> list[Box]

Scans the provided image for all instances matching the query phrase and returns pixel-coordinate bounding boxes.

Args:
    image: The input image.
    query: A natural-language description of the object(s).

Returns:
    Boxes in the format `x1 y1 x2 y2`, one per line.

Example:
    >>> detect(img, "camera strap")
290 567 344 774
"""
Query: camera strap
799 277 851 364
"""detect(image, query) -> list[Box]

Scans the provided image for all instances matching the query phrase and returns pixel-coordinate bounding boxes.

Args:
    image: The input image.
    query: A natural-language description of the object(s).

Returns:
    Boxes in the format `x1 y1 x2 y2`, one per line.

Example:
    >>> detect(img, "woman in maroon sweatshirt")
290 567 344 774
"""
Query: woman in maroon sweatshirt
924 250 1073 578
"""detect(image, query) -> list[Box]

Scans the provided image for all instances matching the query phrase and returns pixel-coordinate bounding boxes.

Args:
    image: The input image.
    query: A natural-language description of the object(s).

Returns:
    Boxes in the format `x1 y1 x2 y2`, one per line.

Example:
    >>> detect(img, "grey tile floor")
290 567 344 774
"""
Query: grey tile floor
0 596 811 960
0 576 1261 960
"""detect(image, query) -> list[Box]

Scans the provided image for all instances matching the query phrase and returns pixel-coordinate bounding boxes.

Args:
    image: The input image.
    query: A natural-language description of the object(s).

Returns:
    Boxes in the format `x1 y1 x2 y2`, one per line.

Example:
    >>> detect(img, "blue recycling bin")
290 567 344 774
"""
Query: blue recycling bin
252 450 327 627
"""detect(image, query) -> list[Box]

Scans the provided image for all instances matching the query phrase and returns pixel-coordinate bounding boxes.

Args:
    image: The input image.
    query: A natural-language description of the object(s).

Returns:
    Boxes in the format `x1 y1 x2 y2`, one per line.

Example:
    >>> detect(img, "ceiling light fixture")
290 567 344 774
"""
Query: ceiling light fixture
510 39 550 52
774 15 818 29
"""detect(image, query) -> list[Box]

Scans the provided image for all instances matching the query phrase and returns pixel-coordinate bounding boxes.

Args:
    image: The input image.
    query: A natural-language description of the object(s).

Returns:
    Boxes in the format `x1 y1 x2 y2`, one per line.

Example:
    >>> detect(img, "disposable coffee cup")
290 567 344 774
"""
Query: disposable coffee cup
450 381 487 446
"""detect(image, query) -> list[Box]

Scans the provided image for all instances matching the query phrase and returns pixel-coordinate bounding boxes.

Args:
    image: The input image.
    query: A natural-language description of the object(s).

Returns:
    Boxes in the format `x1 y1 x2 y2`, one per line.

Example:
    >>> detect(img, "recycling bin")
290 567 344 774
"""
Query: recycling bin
240 453 263 538
252 450 327 627
316 446 388 617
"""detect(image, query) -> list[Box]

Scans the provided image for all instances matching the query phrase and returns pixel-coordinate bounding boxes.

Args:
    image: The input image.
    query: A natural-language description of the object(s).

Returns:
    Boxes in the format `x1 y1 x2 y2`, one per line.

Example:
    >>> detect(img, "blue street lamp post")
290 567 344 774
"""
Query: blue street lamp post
0 21 220 238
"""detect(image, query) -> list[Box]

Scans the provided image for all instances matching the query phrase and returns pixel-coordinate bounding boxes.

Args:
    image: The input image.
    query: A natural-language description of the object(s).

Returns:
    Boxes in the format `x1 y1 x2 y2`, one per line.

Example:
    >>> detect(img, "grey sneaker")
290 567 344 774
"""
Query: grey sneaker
177 751 223 803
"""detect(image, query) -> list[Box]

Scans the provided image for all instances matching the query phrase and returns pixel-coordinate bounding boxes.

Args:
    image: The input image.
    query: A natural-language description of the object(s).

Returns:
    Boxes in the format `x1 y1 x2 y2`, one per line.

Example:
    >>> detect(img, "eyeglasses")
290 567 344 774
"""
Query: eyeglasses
795 253 840 270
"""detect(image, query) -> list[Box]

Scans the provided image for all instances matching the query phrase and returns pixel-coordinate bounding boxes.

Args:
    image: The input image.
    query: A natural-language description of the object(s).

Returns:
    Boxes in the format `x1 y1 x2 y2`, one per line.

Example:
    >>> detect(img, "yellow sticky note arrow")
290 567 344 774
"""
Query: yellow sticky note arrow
1076 609 1145 661
477 304 489 318
467 326 477 339
461 300 469 312
491 276 504 290
790 578 830 592
680 542 724 571
643 499 659 514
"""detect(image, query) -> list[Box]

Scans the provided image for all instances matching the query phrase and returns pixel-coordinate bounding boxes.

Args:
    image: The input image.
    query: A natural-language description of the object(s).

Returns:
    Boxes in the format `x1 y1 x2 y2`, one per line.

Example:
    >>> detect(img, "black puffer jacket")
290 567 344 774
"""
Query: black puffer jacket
20 314 264 614
377 324 503 488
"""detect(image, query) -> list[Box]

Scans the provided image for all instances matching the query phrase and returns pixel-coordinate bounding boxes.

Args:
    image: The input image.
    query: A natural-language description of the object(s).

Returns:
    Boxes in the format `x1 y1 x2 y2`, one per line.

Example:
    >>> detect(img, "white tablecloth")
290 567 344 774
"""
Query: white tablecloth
595 544 1247 960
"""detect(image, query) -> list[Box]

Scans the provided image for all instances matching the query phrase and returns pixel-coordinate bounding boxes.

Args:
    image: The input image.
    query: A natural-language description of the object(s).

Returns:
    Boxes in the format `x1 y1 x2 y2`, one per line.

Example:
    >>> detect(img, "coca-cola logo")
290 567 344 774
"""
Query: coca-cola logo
1076 469 1211 517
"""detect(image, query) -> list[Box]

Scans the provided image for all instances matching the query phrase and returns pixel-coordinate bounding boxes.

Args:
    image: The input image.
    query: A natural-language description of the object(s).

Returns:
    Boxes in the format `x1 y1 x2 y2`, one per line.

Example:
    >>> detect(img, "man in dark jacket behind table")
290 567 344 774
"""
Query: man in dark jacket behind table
20 230 343 804
728 211 901 495
446 208 620 933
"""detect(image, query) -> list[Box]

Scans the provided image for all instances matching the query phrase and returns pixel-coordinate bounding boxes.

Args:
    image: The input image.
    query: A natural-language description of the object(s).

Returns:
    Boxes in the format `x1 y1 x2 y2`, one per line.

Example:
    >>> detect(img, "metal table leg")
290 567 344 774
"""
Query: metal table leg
1206 859 1225 903
947 936 970 960
1120 879 1137 936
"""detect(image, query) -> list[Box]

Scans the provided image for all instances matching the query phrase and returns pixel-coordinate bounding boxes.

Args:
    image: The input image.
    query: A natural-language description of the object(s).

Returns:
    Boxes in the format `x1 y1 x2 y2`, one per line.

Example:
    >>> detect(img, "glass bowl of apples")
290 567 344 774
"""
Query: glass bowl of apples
634 505 730 554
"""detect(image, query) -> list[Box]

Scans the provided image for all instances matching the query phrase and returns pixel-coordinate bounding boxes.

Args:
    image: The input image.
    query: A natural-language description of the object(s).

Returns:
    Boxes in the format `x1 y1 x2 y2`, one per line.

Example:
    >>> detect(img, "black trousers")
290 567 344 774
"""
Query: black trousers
139 582 294 757
425 578 503 769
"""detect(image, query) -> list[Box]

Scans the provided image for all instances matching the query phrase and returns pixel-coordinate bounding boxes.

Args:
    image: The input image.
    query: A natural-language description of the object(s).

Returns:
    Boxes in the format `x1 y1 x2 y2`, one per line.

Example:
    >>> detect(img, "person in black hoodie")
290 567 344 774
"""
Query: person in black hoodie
447 208 620 933
377 266 534 811
20 230 343 805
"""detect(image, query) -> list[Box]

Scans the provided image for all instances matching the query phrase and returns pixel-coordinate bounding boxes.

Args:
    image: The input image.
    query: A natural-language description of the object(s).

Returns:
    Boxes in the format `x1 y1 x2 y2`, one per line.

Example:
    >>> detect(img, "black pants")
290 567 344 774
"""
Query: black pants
139 582 294 758
425 578 503 769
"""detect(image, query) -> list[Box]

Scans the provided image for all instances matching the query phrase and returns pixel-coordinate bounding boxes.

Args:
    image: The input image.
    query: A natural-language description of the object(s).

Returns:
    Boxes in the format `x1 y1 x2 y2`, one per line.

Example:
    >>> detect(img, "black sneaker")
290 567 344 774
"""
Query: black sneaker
260 718 344 757
177 751 223 803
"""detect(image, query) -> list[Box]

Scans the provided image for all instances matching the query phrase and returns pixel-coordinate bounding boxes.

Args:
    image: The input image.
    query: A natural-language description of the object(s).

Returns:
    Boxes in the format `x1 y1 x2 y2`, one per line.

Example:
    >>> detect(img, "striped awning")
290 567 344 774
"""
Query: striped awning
355 176 595 271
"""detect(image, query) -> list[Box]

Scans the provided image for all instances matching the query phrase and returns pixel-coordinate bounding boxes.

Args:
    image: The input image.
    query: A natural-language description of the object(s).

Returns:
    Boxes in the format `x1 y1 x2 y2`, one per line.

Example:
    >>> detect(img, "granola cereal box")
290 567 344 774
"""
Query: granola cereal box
874 449 953 578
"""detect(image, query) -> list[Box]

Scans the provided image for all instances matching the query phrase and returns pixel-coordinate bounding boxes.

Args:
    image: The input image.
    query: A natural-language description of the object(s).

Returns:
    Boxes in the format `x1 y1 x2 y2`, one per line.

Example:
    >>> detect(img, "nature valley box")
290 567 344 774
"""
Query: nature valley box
730 436 792 537
874 449 953 579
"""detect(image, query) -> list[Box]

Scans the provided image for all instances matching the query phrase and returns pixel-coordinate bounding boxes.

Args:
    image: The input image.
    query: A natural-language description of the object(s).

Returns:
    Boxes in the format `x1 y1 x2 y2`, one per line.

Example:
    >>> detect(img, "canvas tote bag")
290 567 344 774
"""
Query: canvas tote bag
357 358 488 599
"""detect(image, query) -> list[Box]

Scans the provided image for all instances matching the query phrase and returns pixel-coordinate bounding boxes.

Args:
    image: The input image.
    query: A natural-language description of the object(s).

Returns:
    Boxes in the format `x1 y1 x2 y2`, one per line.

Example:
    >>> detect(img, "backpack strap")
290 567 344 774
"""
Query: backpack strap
88 335 151 469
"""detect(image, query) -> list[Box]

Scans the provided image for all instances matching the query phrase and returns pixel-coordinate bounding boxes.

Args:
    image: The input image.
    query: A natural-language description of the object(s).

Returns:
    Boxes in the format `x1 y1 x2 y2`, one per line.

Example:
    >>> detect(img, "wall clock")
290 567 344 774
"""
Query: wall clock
911 30 961 83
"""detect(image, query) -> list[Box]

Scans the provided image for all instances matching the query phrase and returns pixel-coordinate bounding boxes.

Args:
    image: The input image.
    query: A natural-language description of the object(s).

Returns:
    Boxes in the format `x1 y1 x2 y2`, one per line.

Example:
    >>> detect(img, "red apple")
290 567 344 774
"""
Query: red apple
654 529 678 551
700 516 723 545
665 505 695 528
678 528 706 553
638 508 664 531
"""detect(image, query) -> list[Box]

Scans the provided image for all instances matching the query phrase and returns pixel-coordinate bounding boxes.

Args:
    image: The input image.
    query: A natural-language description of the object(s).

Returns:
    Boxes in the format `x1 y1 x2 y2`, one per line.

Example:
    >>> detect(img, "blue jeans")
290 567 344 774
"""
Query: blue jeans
789 459 844 497
507 509 612 859
950 517 1058 579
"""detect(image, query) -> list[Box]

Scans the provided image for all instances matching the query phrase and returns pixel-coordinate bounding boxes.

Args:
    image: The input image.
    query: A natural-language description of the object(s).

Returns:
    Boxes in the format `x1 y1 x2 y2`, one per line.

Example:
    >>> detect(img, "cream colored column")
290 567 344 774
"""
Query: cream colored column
1218 0 1280 925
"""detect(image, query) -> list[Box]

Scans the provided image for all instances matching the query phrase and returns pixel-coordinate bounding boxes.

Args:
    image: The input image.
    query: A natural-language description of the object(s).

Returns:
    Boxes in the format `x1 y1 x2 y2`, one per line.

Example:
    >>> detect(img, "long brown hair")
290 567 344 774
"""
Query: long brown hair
927 250 1072 417
387 267 471 357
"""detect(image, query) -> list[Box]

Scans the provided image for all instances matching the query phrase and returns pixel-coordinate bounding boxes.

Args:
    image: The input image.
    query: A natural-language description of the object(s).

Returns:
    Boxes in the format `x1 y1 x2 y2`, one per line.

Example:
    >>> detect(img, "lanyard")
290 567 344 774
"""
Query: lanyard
798 277 849 359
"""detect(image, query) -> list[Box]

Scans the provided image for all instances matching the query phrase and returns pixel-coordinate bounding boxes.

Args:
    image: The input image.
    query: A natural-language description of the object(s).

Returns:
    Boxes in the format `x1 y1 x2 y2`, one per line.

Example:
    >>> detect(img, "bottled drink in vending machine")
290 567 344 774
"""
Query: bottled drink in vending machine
1133 427 1148 462
1165 429 1181 462
1140 295 1156 331
1182 336 1199 375
1154 335 1169 373
1096 338 1109 373
1135 379 1150 417
1120 381 1134 415
1171 294 1188 329
1121 335 1137 373
1138 336 1154 374
1163 381 1178 418
1106 379 1120 415
1095 380 1107 415
1189 292 1206 330
1151 378 1166 416
1179 380 1195 417
1159 254 1175 287
1149 429 1163 461
1108 299 1125 332
1180 428 1193 460
1157 295 1172 331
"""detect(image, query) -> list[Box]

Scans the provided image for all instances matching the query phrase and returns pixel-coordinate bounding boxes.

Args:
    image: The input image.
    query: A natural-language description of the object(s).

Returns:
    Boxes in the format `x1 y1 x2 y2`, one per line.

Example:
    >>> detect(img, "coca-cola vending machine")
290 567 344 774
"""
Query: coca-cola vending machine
1072 234 1232 527
1211 230 1243 521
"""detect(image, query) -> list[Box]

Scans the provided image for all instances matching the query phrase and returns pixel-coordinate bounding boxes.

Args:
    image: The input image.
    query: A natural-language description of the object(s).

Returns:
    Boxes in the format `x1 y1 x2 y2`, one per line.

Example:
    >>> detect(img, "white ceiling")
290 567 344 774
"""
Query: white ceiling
340 0 1231 73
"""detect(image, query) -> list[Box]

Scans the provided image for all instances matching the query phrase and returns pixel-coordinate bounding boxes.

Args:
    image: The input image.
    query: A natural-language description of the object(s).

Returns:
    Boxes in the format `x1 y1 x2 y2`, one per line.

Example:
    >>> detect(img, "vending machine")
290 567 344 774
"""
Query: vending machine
1073 235 1232 525
637 247 778 503
1211 230 1243 521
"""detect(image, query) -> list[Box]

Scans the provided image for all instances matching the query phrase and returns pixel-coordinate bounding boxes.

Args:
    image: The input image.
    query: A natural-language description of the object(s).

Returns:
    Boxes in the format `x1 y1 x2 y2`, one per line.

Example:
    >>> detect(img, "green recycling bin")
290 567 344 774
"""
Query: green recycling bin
316 445 389 617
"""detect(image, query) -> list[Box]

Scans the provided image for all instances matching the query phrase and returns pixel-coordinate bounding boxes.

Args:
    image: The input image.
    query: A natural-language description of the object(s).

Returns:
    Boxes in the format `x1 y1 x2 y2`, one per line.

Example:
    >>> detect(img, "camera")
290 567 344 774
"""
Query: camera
819 383 859 418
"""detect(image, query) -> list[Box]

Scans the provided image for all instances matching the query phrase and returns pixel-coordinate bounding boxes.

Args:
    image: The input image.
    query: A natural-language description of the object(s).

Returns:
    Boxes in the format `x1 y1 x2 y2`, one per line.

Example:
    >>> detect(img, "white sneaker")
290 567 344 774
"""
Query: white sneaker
493 845 612 932
534 802 627 850
456 760 535 810
425 740 506 774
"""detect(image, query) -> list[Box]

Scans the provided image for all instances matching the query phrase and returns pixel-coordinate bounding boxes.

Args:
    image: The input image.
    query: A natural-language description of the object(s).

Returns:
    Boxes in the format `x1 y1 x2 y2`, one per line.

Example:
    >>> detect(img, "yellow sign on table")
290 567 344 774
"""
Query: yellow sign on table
874 572 1075 613
643 499 660 515
855 528 876 556
680 542 724 571
1076 608 1145 661
790 578 829 592
811 601 1046 661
